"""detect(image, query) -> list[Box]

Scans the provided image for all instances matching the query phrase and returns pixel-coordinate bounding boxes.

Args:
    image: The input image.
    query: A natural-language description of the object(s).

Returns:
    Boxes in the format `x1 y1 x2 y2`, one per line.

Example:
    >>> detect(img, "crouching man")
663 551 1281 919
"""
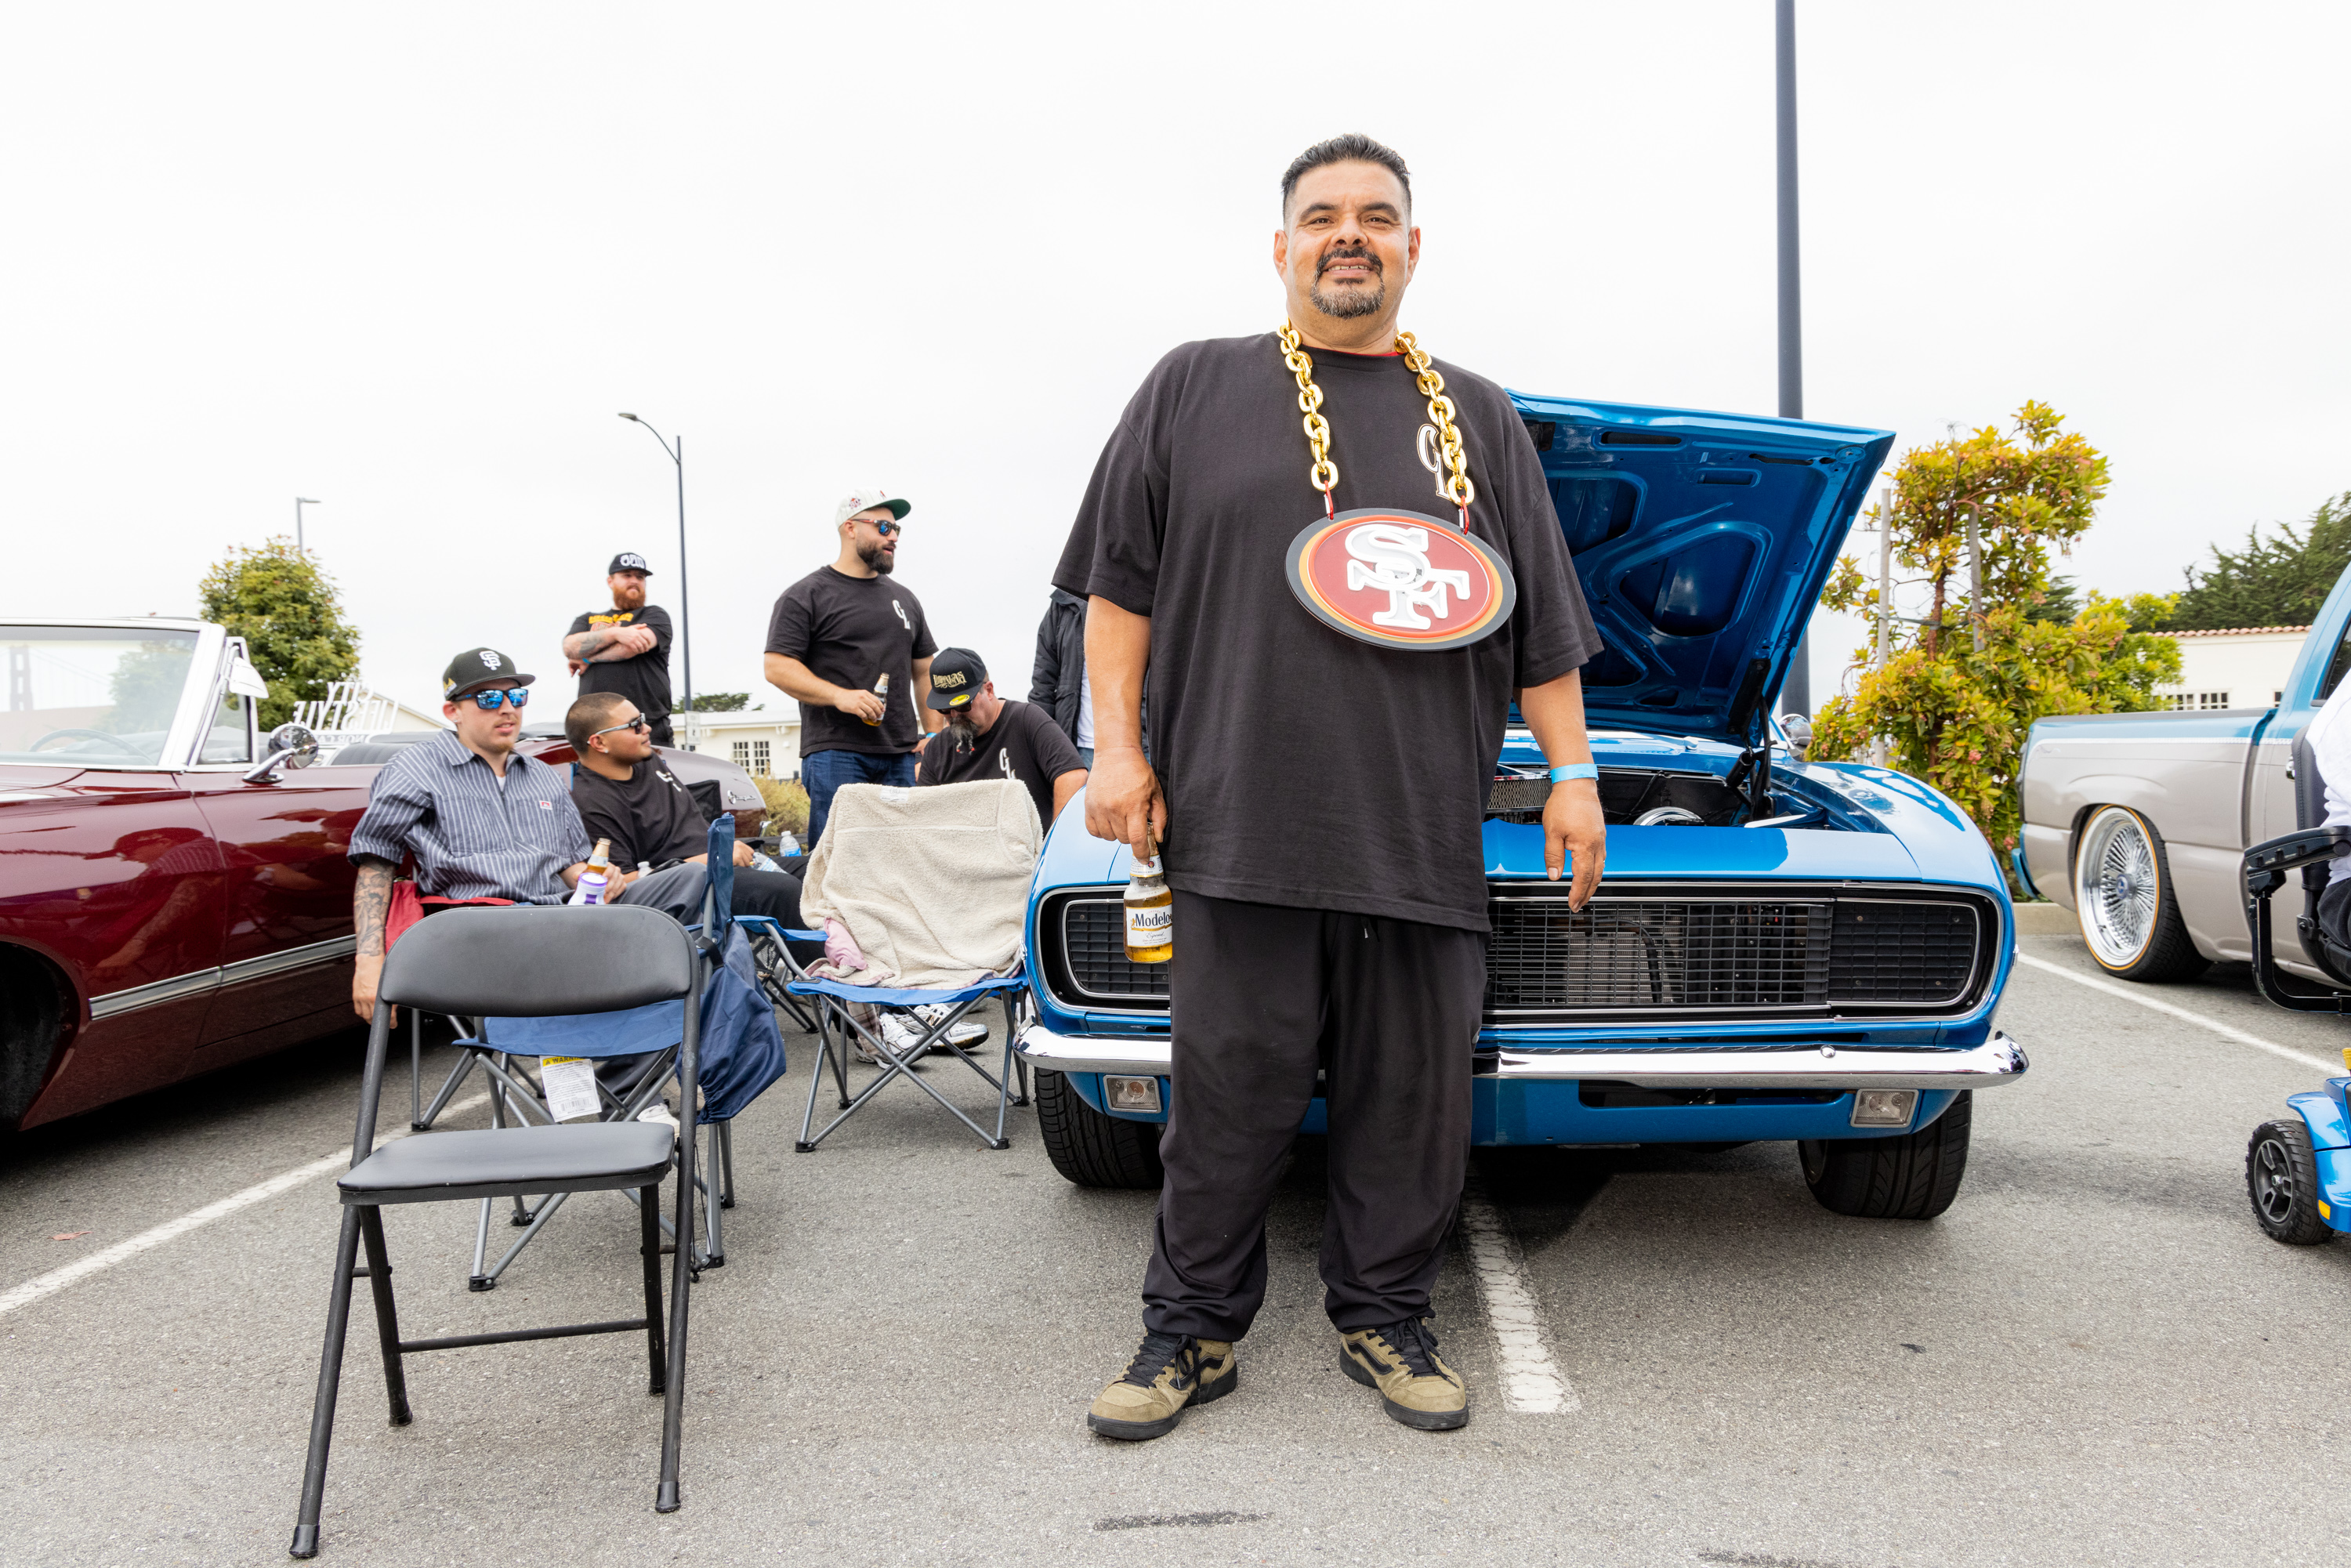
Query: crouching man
348 649 710 1095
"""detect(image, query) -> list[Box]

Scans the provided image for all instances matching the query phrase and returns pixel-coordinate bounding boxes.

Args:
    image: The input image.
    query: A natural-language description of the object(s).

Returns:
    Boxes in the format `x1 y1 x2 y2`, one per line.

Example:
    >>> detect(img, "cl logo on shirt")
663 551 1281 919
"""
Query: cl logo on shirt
893 600 911 632
1284 508 1515 654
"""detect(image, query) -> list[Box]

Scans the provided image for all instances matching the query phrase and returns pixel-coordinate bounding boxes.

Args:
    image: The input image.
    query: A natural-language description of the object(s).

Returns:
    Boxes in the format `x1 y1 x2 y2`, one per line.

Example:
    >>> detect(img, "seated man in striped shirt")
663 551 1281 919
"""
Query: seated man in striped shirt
346 647 708 1052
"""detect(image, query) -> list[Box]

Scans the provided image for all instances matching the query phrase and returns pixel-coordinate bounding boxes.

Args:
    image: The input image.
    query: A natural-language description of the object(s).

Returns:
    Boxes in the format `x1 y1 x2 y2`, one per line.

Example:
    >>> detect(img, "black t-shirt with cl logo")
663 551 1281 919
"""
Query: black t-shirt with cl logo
569 758 706 871
765 567 937 756
915 699 1084 833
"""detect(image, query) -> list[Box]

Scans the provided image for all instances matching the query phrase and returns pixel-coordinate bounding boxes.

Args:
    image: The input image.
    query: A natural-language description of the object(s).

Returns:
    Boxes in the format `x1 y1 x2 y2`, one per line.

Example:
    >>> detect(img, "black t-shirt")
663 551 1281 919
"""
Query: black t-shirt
569 757 705 871
916 699 1085 832
567 604 675 721
1053 333 1601 932
765 567 938 756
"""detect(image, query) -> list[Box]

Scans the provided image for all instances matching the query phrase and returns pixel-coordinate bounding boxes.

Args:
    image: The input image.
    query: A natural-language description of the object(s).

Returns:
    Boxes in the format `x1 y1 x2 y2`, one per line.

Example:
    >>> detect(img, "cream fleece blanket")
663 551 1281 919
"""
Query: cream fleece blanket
798 778 1041 988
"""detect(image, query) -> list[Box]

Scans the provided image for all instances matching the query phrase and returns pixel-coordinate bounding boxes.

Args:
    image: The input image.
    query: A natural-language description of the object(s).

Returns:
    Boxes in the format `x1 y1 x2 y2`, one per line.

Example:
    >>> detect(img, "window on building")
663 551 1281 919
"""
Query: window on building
731 739 772 777
2158 690 2231 711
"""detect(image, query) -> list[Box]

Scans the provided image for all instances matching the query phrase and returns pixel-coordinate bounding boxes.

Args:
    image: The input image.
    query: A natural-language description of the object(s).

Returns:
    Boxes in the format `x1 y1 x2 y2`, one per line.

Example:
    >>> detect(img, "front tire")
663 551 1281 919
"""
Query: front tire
1035 1069 1165 1190
2247 1119 2335 1244
1800 1092 1972 1219
2072 804 2208 981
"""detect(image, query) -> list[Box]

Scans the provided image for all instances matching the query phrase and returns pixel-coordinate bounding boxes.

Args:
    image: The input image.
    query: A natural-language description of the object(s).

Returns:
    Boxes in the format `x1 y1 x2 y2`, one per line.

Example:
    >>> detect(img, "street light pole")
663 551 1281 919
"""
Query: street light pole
1775 0 1812 721
295 497 320 556
616 415 692 748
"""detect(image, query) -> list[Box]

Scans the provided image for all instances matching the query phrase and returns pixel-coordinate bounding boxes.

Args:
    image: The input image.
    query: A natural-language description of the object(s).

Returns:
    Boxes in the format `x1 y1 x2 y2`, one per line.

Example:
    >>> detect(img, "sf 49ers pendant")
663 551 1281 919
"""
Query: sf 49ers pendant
1284 508 1516 653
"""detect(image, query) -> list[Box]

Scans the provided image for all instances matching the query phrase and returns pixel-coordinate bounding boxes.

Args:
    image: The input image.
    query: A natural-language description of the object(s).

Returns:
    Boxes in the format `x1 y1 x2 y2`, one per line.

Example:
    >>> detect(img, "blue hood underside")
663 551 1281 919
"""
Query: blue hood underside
1509 392 1894 747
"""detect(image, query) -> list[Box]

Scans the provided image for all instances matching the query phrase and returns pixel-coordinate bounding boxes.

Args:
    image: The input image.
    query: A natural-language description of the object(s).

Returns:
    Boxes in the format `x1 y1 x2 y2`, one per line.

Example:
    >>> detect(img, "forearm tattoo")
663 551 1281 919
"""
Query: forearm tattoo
353 858 395 957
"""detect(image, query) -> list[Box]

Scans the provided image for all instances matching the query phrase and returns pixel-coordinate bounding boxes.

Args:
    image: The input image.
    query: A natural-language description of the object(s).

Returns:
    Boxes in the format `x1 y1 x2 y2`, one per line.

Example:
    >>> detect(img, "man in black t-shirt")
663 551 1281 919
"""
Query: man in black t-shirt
564 552 676 744
563 692 809 934
1063 137 1608 1444
915 647 1087 833
763 487 940 850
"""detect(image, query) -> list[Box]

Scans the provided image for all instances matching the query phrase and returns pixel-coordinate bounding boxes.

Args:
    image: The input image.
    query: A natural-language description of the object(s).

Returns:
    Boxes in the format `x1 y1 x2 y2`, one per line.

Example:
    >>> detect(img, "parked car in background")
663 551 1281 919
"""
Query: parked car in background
1018 395 2029 1221
2018 560 2351 983
0 618 764 1132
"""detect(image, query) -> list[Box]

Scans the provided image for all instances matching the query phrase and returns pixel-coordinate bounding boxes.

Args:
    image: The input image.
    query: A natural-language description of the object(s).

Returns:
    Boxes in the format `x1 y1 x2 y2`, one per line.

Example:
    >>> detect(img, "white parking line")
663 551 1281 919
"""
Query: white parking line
2014 953 2342 1074
0 1092 492 1320
1458 1170 1578 1414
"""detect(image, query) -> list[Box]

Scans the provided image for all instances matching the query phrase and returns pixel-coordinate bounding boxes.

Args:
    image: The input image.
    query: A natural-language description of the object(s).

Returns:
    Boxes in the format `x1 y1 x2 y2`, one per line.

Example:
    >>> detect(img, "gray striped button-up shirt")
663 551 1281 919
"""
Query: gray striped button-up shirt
347 730 593 904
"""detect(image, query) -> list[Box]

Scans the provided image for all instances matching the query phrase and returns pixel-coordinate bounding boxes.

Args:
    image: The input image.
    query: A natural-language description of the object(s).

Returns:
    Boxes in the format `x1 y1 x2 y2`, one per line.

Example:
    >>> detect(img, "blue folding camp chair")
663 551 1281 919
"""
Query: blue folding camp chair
787 961 1032 1151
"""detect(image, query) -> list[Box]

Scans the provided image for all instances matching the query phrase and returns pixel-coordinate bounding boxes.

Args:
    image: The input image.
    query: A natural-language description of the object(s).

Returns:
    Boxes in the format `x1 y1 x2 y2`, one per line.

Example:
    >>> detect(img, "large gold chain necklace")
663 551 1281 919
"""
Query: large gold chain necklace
1273 320 1516 653
1277 320 1476 524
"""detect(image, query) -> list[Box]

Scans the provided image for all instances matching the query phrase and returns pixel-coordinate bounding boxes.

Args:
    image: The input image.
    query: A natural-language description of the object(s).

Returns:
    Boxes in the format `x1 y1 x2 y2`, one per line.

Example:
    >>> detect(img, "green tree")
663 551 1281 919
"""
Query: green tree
197 537 361 728
2168 493 2351 631
1811 404 2179 883
687 691 750 712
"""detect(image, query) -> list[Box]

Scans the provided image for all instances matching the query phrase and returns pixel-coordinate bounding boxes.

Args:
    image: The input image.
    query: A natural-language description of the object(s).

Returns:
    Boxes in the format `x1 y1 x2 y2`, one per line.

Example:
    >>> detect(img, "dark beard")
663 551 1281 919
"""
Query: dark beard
857 538 896 574
1309 246 1386 319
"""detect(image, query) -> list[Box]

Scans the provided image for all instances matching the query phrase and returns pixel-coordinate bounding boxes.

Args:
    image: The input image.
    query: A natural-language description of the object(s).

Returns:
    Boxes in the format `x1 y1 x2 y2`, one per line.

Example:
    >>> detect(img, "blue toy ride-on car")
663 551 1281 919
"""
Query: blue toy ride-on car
2237 806 2351 1244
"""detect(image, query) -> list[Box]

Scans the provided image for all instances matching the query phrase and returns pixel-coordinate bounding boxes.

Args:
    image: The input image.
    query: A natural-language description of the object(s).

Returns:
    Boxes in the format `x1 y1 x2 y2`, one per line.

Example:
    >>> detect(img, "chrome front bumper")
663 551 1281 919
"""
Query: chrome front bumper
1016 1021 2028 1091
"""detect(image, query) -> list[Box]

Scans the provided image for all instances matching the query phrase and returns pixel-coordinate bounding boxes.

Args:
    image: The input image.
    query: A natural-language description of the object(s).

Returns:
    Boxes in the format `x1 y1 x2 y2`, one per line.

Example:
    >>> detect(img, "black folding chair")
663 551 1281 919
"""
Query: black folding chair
2244 727 2351 1011
289 903 708 1558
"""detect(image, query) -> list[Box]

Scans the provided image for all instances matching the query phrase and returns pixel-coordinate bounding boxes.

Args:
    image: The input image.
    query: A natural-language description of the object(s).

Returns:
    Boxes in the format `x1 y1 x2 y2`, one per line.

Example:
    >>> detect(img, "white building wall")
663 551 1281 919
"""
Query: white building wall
2155 629 2307 710
682 714 802 777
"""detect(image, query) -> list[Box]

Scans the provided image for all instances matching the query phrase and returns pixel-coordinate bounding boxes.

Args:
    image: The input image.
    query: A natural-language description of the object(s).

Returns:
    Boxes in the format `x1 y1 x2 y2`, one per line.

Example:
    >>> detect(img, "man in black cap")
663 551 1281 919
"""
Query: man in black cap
565 552 676 745
347 646 709 1024
915 647 1088 834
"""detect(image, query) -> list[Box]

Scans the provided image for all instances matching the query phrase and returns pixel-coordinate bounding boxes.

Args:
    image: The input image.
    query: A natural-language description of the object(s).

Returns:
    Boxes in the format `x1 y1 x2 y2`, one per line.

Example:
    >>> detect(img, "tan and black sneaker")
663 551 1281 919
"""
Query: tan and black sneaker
1339 1316 1468 1431
1086 1330 1236 1441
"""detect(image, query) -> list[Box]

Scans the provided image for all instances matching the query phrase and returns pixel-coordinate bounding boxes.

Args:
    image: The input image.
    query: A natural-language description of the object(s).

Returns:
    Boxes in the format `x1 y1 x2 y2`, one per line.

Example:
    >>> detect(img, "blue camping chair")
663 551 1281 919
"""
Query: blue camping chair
433 817 789 1284
785 958 1032 1152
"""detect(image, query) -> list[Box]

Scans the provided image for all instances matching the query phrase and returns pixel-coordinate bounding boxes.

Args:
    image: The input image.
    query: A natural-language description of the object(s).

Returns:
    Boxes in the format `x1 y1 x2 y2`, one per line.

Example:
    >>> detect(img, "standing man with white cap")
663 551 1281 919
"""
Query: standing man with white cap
763 487 942 850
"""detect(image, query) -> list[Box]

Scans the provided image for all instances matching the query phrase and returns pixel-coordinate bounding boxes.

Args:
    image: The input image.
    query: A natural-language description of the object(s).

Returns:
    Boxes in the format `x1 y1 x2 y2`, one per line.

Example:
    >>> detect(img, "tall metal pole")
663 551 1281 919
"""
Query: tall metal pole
1775 0 1811 719
674 436 692 748
295 497 320 556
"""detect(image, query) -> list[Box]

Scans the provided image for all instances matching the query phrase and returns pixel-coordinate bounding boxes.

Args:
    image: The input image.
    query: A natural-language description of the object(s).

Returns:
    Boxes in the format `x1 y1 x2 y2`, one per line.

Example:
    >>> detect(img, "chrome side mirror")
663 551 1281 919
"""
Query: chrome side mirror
244 722 320 784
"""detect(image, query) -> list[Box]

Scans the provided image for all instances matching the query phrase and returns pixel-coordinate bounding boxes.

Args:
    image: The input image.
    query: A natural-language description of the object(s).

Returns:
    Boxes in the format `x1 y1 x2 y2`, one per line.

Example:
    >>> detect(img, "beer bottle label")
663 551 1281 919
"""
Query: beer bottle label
1126 903 1172 946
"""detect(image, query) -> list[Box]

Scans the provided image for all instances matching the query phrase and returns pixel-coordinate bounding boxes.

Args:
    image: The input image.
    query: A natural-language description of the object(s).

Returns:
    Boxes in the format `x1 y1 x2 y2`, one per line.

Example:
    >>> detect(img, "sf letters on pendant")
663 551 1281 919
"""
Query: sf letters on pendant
1344 523 1472 630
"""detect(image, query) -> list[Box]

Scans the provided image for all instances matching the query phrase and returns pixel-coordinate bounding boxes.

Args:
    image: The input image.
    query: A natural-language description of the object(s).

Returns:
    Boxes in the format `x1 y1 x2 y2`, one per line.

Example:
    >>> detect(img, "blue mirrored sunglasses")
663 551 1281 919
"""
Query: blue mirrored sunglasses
465 686 531 710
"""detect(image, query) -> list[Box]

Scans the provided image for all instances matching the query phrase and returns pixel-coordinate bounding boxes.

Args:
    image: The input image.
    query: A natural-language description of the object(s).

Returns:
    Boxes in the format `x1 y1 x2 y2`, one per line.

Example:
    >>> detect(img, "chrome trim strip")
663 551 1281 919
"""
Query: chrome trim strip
89 967 223 1019
218 934 357 987
1015 1023 2027 1092
1489 1031 2027 1090
1016 1023 1172 1076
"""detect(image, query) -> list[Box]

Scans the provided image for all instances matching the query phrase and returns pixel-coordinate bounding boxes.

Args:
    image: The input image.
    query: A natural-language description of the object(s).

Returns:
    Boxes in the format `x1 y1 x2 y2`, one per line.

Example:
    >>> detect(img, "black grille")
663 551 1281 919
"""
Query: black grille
1045 887 1986 1018
1487 898 1831 1012
1827 900 1978 1004
1060 900 1169 1001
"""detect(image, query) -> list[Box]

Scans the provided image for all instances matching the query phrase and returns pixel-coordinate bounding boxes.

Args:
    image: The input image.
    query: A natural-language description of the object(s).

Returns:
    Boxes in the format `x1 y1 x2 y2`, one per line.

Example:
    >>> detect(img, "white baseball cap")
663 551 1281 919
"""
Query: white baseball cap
834 487 911 527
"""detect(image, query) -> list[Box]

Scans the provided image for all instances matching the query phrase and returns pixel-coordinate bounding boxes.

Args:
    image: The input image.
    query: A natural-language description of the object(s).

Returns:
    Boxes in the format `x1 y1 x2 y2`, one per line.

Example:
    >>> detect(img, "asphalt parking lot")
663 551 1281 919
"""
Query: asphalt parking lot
5 925 2351 1568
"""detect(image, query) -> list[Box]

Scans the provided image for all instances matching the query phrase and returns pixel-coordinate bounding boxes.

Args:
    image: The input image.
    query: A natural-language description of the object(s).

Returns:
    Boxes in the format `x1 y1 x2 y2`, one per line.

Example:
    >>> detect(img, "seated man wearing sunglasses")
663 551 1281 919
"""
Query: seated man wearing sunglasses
348 647 711 1027
564 691 810 930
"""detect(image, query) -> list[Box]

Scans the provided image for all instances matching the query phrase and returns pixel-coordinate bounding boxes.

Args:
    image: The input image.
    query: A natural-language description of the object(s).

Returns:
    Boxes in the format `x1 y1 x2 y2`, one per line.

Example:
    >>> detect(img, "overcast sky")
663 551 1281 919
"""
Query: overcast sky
5 2 2345 725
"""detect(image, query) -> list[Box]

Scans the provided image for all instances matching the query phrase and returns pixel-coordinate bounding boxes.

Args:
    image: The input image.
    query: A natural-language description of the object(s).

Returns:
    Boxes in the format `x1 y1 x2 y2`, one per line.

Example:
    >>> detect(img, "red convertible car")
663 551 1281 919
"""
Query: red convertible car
0 617 768 1132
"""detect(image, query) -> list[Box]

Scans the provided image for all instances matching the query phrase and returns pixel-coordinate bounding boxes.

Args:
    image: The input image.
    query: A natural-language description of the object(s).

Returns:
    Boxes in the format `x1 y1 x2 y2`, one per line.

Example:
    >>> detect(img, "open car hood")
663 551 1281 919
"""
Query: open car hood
1509 391 1893 748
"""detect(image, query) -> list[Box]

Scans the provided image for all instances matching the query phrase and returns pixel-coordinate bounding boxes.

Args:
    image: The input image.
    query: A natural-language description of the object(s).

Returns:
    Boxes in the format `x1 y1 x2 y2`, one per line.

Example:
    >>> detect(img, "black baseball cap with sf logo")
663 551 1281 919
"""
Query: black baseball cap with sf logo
442 646 537 699
925 647 987 710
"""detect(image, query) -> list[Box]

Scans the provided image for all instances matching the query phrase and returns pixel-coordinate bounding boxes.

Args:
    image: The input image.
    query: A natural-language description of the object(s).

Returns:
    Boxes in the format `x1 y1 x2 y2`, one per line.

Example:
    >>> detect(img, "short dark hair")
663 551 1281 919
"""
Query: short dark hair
1280 134 1411 222
565 690 632 751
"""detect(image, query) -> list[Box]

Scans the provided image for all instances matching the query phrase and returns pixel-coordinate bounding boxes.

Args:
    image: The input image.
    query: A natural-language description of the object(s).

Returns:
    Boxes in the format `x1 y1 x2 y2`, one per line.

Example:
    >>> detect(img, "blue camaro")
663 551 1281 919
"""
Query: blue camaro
1015 393 2026 1219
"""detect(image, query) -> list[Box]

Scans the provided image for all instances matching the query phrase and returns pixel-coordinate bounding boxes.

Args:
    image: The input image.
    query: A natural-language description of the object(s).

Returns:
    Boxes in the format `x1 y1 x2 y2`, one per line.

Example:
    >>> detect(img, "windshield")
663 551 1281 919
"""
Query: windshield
0 628 198 766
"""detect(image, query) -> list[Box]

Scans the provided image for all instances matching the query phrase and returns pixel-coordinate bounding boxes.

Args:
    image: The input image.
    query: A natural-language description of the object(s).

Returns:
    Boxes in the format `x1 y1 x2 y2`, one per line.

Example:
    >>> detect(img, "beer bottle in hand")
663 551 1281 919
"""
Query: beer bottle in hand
1124 846 1172 964
571 838 614 906
862 672 889 726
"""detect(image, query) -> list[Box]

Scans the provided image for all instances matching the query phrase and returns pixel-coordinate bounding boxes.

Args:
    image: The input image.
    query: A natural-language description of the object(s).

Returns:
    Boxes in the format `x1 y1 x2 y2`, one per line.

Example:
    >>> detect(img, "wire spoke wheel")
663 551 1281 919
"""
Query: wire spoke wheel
2071 806 2206 980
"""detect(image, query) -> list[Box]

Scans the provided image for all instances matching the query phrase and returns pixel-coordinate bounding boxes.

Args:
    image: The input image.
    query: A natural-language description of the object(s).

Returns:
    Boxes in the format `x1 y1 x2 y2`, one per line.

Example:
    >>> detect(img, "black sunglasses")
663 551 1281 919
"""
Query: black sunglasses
591 715 649 740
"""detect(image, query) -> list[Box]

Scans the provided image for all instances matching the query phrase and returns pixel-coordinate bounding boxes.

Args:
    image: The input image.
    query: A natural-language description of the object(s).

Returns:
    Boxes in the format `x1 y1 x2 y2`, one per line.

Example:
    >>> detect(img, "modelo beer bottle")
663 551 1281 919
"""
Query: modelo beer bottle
862 672 889 726
1124 846 1172 964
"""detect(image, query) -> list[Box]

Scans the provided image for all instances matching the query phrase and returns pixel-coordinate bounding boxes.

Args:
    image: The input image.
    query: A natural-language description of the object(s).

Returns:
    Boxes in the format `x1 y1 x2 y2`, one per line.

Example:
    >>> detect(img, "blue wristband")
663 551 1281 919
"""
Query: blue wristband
1549 763 1599 784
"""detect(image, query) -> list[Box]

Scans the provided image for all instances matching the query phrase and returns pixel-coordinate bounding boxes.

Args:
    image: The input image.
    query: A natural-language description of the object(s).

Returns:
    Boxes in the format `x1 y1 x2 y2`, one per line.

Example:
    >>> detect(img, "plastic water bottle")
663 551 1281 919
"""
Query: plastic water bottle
777 830 800 857
569 838 614 906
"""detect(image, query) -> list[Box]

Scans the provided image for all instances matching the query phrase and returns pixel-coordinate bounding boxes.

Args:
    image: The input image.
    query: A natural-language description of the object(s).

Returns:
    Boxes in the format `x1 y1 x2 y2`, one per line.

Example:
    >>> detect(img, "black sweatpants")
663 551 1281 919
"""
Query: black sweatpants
1140 891 1487 1342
